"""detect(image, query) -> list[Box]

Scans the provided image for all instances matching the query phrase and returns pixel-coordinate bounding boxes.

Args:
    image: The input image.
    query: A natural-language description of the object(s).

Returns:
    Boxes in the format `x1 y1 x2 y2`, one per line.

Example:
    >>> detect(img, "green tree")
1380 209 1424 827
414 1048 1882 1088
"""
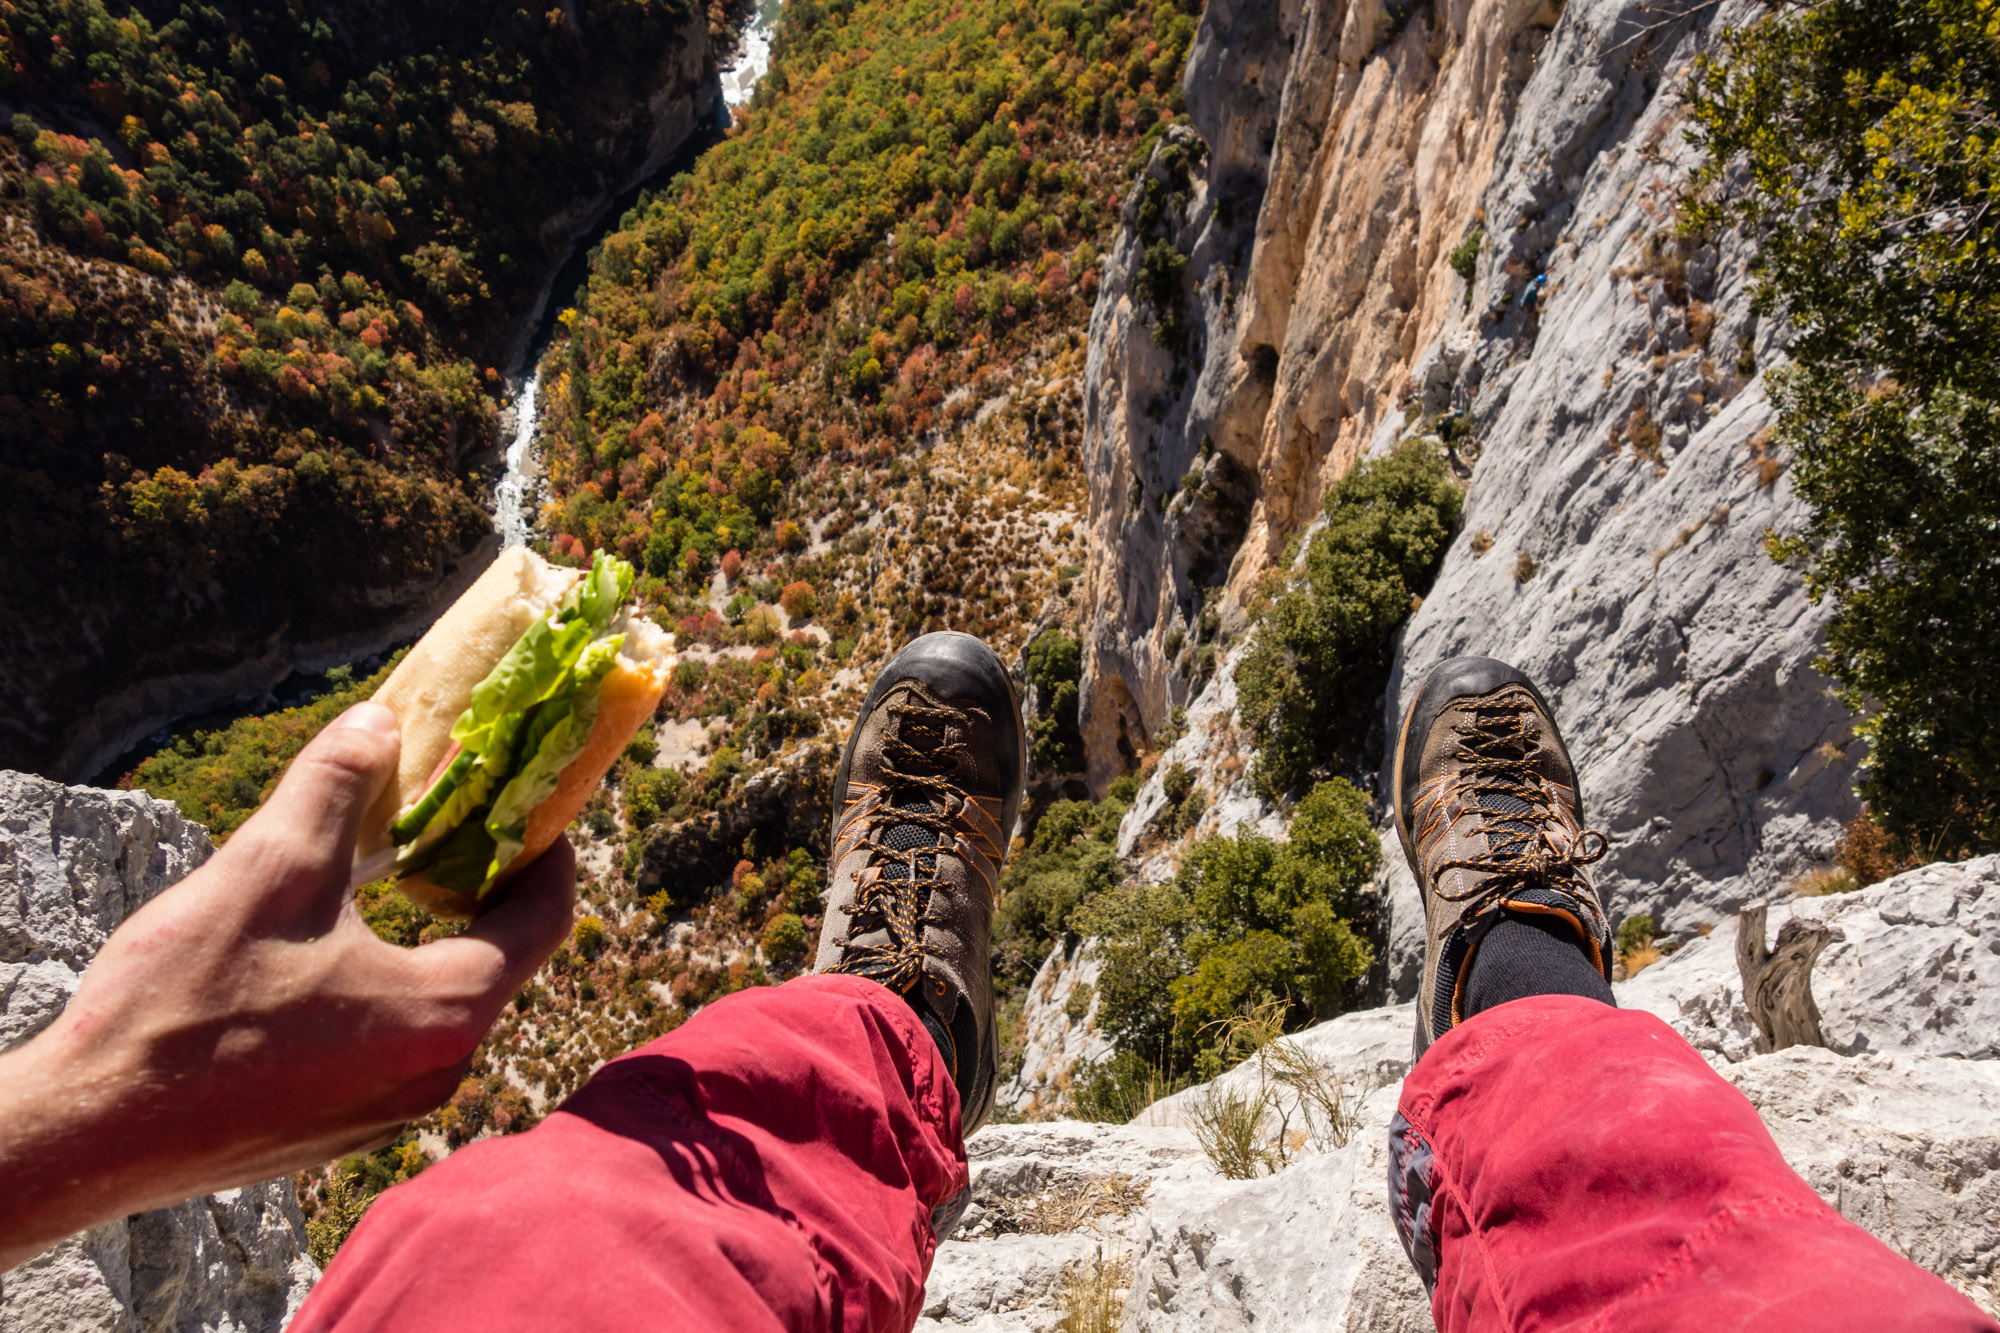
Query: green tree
1025 628 1086 774
991 792 1128 989
760 912 809 969
1236 441 1462 799
1685 0 2000 853
1081 778 1379 1079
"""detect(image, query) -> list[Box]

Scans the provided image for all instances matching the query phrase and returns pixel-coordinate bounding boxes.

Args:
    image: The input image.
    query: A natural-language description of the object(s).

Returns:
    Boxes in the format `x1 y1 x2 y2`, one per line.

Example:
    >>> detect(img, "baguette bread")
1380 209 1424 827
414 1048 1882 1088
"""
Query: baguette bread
359 546 676 918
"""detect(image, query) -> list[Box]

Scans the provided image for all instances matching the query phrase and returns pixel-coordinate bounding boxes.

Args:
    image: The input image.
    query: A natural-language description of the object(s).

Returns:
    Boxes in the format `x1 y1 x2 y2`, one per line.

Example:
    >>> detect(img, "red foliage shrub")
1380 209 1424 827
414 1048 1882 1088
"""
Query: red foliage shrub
779 580 817 619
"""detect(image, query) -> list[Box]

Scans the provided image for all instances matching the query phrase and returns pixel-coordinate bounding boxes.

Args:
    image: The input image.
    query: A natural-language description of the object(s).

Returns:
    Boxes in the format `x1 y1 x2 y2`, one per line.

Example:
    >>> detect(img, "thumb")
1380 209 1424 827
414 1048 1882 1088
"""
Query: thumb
241 702 401 876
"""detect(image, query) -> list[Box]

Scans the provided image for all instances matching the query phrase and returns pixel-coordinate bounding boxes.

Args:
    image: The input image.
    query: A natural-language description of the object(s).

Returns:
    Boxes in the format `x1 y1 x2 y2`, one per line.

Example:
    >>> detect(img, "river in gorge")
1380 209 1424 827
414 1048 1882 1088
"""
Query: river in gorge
87 18 778 783
491 0 780 548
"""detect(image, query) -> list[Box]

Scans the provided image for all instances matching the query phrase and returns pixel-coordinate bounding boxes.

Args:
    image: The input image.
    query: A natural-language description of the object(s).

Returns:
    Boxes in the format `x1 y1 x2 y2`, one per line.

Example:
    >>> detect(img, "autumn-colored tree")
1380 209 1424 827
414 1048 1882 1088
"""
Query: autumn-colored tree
779 580 817 620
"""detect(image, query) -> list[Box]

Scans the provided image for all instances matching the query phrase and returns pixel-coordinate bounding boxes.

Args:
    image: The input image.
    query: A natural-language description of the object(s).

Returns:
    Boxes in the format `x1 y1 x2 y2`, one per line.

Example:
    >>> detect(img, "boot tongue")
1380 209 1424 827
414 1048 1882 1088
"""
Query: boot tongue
879 707 947 884
878 797 940 883
1473 730 1538 859
1476 787 1536 858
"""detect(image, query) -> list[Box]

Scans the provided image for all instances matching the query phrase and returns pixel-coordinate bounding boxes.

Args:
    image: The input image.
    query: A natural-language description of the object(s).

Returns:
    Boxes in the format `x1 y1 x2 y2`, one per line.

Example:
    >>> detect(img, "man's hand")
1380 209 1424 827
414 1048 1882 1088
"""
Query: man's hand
0 703 575 1271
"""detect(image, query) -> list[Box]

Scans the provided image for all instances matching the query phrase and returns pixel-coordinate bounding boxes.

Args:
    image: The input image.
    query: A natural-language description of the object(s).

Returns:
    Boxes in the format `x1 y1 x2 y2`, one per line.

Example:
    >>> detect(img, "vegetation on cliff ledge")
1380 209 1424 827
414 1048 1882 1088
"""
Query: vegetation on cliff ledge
1688 0 2000 855
1237 441 1464 801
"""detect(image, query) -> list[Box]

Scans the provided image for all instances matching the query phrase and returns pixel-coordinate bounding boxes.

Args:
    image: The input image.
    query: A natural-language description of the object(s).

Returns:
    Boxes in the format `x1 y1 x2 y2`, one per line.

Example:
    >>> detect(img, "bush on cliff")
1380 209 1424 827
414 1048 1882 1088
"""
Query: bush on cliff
1687 0 2000 855
1080 778 1379 1082
1236 441 1462 800
991 785 1130 992
1026 629 1087 775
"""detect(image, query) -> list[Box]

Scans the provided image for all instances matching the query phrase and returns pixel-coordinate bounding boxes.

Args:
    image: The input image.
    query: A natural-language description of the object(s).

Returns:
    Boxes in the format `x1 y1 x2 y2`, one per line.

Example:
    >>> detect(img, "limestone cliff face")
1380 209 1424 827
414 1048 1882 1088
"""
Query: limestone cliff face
1082 0 1851 966
0 772 318 1331
1080 0 1564 788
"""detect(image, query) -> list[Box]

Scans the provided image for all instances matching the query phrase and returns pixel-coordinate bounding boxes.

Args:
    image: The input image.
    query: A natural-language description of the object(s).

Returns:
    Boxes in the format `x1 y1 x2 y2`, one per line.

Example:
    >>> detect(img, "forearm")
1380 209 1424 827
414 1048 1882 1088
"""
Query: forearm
0 710 572 1273
0 1019 360 1271
0 1027 155 1271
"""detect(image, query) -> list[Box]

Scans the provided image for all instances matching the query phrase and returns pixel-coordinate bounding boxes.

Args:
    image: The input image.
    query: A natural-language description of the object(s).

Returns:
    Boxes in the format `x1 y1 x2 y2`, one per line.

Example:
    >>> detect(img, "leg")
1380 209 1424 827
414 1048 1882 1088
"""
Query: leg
291 974 966 1333
296 632 1026 1332
1390 995 1997 1331
1387 656 1998 1332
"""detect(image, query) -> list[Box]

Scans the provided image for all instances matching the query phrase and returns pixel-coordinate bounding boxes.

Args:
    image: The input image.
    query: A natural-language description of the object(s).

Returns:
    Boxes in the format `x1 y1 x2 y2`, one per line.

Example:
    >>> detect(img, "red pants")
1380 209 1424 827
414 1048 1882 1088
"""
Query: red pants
293 975 967 1332
1390 995 1996 1331
297 980 1994 1332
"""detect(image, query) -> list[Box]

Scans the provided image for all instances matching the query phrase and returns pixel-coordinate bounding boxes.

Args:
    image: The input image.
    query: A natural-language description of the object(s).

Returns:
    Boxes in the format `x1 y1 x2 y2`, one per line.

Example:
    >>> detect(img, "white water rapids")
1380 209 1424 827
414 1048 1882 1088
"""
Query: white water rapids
494 370 540 548
487 3 777 549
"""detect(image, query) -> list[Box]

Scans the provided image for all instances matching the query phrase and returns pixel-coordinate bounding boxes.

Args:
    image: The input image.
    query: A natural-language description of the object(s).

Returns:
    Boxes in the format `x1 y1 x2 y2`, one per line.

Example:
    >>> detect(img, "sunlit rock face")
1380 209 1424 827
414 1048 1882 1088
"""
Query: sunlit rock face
0 771 319 1331
1084 0 1854 957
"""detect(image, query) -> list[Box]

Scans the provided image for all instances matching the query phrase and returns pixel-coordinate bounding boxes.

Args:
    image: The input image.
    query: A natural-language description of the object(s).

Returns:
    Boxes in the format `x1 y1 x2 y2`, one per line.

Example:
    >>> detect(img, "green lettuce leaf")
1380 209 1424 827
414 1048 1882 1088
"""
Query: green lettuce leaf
561 551 635 632
416 816 500 899
450 615 592 756
389 552 640 899
480 636 624 882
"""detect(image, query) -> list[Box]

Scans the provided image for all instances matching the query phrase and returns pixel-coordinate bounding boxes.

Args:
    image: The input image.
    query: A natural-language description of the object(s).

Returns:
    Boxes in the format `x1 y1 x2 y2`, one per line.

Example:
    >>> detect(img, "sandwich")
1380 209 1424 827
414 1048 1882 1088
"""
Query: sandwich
351 546 676 917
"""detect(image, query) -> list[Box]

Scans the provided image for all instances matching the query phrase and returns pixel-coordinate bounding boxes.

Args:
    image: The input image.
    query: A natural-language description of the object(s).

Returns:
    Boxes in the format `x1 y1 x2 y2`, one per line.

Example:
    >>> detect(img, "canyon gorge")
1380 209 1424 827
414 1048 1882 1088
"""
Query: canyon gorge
4 0 1997 1326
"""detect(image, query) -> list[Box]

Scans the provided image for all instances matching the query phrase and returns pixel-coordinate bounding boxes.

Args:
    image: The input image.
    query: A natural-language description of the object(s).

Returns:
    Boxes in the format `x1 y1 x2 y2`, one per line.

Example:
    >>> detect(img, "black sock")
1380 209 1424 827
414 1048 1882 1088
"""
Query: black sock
1461 912 1615 1017
917 1006 954 1071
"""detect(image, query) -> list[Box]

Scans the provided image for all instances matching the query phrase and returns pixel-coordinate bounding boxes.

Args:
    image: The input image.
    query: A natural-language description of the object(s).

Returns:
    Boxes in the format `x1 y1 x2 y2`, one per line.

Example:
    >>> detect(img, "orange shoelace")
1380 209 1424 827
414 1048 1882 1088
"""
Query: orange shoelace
1430 698 1608 906
832 700 971 995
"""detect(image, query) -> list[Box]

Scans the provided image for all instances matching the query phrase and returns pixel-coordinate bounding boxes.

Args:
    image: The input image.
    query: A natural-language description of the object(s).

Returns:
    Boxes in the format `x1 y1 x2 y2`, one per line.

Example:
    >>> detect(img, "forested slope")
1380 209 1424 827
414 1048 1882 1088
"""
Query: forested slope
0 0 734 775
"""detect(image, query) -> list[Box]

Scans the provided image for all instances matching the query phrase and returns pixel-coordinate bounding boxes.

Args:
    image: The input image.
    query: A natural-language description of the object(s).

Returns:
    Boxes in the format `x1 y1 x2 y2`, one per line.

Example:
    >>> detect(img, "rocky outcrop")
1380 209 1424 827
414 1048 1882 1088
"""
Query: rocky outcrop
1620 854 2000 1066
925 858 2000 1326
1080 0 1574 788
1085 0 1853 989
0 772 318 1331
997 940 1114 1119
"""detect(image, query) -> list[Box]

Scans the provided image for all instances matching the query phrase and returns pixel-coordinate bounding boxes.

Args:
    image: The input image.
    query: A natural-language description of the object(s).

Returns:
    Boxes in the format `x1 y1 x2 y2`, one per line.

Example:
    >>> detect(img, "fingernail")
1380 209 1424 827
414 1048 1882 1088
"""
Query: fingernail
330 702 398 734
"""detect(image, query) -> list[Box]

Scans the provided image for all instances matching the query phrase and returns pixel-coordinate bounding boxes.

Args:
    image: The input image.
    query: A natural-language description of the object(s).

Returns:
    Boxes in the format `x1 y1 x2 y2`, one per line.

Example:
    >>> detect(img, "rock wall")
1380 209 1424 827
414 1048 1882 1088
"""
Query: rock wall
1083 0 1855 986
997 940 1114 1120
0 772 318 1331
1081 0 1571 789
925 858 2000 1327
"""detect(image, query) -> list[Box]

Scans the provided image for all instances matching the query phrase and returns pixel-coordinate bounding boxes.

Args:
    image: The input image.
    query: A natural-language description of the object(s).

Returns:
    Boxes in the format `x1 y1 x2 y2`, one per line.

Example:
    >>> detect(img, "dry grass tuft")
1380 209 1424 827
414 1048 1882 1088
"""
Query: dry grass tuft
1056 1249 1133 1333
1790 867 1858 898
1189 1083 1273 1180
1620 941 1664 975
1187 1002 1369 1179
1005 1175 1150 1235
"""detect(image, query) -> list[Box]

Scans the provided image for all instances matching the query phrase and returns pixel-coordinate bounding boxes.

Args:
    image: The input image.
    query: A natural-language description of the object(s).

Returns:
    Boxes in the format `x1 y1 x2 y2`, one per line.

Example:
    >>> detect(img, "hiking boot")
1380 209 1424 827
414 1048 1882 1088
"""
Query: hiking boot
1393 656 1611 1058
815 631 1025 1133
